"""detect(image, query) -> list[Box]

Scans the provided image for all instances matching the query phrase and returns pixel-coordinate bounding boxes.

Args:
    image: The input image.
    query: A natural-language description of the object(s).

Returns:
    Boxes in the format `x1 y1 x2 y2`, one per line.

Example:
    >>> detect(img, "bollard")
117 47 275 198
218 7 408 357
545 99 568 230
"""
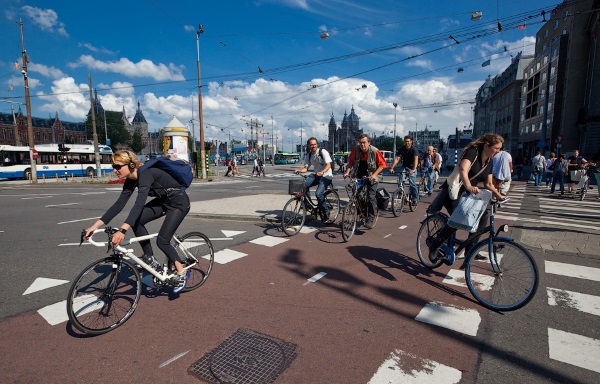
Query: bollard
71 173 75 183
42 174 46 184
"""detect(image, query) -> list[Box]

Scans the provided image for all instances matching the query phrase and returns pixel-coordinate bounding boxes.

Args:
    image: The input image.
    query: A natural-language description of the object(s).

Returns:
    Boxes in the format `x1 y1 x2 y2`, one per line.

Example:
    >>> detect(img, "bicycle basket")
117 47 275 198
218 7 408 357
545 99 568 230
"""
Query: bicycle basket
288 180 306 195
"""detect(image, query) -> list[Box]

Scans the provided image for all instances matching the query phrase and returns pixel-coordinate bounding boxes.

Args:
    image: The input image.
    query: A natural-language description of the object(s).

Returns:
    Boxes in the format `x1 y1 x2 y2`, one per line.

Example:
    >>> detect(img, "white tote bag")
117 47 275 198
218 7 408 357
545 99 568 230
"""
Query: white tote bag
448 189 493 232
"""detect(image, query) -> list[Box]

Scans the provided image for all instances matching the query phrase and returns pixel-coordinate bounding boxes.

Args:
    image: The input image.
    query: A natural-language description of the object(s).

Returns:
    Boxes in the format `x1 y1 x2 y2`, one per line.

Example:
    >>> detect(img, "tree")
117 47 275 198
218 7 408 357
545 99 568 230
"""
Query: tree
130 129 145 153
86 111 129 149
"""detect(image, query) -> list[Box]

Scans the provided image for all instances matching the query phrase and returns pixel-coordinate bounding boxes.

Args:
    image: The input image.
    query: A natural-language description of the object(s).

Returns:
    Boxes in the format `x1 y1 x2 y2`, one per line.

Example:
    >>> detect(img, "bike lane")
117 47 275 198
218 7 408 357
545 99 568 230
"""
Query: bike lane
0 193 515 384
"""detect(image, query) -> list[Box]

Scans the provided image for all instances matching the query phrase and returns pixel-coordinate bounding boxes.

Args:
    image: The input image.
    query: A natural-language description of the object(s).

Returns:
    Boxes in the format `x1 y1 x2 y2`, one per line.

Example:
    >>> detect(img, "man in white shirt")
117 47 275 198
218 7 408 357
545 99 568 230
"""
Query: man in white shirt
295 137 333 222
492 150 513 195
432 148 443 188
252 158 259 177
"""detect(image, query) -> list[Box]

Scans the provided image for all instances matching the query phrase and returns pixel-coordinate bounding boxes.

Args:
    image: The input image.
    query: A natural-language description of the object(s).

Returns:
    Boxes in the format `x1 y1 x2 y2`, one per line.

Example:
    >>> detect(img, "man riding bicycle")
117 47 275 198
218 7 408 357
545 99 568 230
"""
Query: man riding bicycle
390 135 419 205
295 137 334 222
343 134 387 228
84 150 191 293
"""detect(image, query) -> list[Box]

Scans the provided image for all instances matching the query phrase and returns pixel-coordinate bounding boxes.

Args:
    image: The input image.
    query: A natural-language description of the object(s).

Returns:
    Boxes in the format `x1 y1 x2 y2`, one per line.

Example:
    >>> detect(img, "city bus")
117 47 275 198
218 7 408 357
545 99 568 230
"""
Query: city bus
0 143 114 179
445 133 473 171
274 152 300 164
380 150 394 166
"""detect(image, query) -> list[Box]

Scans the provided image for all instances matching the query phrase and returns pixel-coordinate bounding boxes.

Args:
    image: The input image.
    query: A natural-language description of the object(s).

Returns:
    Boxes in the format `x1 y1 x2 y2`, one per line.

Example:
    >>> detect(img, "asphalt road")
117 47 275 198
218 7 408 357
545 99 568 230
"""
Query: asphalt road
0 167 598 383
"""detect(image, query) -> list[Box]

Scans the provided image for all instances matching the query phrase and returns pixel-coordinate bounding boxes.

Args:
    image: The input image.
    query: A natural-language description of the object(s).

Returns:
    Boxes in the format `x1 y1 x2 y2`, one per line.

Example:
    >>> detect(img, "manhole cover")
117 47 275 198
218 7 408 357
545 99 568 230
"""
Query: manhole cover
188 328 298 384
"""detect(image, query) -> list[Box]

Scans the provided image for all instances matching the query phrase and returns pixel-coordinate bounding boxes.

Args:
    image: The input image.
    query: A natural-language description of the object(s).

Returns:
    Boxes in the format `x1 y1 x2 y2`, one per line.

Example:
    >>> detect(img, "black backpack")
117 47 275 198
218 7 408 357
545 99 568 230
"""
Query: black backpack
309 148 335 171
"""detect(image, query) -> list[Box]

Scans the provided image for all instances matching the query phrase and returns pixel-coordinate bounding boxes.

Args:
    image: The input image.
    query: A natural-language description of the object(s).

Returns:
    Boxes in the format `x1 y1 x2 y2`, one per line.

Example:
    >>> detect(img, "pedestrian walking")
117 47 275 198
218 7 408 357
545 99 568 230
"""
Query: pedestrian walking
531 150 546 186
550 154 568 195
545 152 556 188
492 150 512 195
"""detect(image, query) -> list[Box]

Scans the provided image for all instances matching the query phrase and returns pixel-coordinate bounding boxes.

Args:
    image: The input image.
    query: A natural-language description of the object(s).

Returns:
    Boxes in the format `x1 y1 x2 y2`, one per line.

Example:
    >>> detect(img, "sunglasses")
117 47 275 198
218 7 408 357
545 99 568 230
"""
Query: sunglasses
112 164 126 170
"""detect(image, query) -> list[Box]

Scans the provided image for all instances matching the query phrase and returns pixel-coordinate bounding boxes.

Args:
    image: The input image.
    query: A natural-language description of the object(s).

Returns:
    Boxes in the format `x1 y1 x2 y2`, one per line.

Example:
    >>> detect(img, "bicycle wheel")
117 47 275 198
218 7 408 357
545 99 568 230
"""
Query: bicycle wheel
174 232 215 292
67 257 141 335
281 197 306 236
391 188 404 217
580 181 588 201
416 213 448 269
341 201 358 242
323 189 341 224
465 238 539 311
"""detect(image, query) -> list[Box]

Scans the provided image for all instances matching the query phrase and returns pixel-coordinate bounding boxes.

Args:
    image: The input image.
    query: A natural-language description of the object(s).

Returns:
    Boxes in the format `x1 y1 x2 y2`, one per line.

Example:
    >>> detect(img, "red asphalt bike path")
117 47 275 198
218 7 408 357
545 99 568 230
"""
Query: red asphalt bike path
0 191 517 383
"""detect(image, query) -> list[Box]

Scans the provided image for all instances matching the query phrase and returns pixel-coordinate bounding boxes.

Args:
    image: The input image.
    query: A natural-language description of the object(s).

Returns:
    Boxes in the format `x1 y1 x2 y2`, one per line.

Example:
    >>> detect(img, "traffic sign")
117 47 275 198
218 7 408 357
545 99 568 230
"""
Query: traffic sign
556 135 562 144
32 149 38 159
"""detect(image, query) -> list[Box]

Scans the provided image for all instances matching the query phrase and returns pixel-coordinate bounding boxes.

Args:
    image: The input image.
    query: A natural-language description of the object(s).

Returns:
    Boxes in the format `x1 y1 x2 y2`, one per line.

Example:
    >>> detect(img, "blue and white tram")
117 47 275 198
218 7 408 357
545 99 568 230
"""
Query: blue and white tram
0 144 114 179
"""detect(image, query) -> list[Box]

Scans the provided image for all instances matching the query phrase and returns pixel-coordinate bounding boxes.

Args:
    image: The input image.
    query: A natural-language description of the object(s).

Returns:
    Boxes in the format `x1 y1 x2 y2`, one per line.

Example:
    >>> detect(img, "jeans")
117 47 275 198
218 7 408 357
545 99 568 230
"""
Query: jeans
364 179 378 222
422 167 435 193
534 166 544 185
545 172 553 187
304 174 332 217
550 170 565 193
399 166 418 202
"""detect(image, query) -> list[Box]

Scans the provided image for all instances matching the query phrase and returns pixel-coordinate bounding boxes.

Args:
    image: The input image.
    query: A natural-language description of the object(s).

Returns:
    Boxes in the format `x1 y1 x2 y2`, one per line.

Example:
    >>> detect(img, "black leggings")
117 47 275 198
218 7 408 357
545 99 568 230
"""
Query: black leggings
131 192 190 263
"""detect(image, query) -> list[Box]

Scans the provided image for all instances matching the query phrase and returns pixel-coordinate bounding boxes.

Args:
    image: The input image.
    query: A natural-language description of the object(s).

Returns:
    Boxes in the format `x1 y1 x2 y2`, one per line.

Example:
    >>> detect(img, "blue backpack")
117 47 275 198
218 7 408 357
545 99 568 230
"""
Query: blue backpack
139 155 193 191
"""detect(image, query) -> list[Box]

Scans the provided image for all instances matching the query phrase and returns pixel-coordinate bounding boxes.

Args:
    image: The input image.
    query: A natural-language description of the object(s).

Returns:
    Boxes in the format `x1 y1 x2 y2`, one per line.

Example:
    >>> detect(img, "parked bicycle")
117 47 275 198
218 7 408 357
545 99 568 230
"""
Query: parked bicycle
390 171 418 217
281 174 341 236
341 177 379 241
67 227 215 335
415 198 538 311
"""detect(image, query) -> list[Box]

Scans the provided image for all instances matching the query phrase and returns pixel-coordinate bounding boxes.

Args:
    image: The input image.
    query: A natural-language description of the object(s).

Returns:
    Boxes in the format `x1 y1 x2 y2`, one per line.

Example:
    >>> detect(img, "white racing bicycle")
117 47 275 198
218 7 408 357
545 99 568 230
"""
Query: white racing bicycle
67 227 214 335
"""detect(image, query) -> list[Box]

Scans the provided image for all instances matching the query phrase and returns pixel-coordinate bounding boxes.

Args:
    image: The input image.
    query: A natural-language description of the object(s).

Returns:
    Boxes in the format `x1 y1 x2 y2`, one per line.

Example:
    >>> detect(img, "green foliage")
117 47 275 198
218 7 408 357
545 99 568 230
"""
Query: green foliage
86 111 129 149
130 130 145 153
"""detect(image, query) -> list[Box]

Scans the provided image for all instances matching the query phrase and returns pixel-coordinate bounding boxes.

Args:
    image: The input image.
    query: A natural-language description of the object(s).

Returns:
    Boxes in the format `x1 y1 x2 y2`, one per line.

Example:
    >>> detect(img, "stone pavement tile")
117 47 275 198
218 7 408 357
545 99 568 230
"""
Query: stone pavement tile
540 243 554 251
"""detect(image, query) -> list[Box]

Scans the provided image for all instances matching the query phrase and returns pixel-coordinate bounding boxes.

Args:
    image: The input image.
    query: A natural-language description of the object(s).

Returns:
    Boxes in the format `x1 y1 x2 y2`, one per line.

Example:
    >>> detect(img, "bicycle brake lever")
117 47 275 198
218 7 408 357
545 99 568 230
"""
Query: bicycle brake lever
79 230 86 247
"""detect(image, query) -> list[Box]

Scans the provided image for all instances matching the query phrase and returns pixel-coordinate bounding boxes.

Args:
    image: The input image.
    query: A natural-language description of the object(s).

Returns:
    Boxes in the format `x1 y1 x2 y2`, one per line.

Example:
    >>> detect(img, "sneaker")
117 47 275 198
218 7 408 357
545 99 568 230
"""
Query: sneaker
440 244 455 266
364 220 375 229
141 255 161 271
474 254 487 261
427 192 432 196
168 271 189 293
321 211 331 223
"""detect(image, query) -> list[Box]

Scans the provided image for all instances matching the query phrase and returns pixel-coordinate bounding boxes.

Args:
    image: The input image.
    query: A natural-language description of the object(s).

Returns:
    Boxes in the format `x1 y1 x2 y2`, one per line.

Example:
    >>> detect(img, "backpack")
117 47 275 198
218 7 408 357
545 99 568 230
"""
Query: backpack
138 155 193 191
309 148 335 171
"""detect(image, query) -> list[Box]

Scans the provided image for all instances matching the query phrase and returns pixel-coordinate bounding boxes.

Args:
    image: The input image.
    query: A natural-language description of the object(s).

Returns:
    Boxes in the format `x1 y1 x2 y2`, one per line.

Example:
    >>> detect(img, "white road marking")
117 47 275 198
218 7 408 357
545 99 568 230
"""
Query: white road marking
57 217 101 225
213 249 248 264
159 350 190 368
38 295 104 326
22 196 53 200
384 234 391 238
46 203 80 207
23 277 69 295
399 225 407 229
442 269 494 291
303 272 327 286
494 216 599 229
547 287 600 316
299 226 318 234
548 328 600 373
545 261 600 281
222 230 246 237
415 301 481 336
368 349 461 384
249 235 289 247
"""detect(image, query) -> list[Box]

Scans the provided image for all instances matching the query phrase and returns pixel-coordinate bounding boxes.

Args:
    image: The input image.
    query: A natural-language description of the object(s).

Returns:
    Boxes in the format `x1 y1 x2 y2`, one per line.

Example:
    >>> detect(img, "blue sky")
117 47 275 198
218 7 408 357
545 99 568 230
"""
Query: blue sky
0 0 559 151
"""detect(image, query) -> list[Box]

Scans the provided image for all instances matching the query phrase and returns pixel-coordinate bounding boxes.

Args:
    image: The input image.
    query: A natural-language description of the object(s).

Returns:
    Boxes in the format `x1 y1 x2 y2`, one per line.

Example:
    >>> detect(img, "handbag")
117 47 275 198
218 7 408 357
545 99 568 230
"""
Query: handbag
548 159 556 171
570 169 585 181
448 189 493 232
447 154 489 200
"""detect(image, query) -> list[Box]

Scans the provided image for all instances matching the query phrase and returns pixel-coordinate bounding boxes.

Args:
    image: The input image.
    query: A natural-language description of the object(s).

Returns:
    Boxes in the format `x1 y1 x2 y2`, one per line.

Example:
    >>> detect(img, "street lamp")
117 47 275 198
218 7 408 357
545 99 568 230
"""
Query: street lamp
393 103 398 157
196 24 206 179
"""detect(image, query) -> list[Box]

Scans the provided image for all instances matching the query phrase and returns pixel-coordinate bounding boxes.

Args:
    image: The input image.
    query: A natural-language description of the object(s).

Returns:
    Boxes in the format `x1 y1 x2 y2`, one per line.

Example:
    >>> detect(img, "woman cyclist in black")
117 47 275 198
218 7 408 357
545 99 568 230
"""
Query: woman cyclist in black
84 150 191 292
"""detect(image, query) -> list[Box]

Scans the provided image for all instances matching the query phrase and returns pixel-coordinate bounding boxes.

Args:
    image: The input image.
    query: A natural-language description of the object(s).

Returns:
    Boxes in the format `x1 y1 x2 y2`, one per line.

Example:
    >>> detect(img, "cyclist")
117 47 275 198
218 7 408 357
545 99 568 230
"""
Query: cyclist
390 135 419 205
428 133 506 267
84 150 191 293
432 147 442 188
421 146 436 196
567 149 589 193
295 137 334 222
343 134 387 228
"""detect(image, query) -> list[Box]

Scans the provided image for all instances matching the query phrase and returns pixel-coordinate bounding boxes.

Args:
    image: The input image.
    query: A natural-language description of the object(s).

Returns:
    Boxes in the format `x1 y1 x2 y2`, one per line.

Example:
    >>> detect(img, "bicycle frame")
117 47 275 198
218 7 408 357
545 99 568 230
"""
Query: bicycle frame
88 229 197 283
446 202 511 272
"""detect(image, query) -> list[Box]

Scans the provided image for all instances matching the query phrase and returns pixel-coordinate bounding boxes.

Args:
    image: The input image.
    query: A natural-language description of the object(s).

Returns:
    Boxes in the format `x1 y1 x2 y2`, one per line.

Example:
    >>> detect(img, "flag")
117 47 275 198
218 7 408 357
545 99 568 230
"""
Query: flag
517 24 526 30
481 59 491 67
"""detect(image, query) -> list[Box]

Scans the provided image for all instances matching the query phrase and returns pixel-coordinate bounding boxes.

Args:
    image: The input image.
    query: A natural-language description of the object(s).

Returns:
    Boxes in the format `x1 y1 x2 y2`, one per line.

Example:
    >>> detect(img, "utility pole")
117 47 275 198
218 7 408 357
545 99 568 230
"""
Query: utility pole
20 19 37 183
196 24 206 179
88 75 101 177
270 115 274 157
393 103 398 158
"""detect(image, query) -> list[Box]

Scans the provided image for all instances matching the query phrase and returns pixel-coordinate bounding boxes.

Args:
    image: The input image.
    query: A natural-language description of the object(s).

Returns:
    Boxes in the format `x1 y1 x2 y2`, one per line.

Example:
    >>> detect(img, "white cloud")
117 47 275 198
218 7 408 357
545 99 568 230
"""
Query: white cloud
183 25 195 33
68 55 186 81
21 6 68 37
78 43 117 55
28 63 66 79
37 77 89 119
